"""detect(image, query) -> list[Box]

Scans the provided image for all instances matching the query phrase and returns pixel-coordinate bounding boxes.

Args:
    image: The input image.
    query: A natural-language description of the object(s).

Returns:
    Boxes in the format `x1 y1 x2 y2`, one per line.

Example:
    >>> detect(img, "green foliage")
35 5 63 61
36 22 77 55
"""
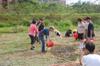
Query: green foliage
0 1 100 32
72 1 100 13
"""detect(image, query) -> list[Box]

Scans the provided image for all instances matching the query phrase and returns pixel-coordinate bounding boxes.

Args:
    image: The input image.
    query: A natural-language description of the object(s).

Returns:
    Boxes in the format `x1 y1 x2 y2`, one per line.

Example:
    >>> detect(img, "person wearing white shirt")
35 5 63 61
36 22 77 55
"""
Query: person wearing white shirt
77 18 85 52
83 19 89 39
77 18 85 40
80 42 100 66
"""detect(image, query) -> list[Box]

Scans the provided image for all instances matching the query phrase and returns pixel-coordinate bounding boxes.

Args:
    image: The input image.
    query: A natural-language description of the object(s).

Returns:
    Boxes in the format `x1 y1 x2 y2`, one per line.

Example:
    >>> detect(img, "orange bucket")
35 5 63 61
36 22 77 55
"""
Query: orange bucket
46 40 54 47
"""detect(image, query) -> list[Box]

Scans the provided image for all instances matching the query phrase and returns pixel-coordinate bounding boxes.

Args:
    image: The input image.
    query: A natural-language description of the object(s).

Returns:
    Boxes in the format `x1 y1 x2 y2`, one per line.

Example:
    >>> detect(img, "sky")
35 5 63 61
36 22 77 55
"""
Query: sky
66 0 100 4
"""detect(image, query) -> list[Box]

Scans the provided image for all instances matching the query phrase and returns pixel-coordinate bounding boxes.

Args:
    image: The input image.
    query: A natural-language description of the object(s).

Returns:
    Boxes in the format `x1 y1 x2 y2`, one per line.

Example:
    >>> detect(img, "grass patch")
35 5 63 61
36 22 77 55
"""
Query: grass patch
0 31 100 66
0 26 27 33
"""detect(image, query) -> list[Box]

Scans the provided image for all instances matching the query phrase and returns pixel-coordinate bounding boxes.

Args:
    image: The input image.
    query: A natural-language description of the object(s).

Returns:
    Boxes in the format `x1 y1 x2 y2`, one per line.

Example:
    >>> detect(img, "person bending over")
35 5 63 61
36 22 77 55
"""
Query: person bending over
38 27 54 53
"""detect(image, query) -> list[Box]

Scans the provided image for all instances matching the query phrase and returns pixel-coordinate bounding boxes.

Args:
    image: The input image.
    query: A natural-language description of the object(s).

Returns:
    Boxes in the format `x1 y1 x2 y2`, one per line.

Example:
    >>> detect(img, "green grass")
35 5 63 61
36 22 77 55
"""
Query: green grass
0 31 77 66
0 30 100 66
0 26 27 33
0 33 28 54
0 32 57 66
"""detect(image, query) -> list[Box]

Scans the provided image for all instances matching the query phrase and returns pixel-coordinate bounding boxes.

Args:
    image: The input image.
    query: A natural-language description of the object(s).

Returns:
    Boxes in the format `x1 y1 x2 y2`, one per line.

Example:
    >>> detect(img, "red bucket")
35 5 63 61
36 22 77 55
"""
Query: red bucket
46 40 54 47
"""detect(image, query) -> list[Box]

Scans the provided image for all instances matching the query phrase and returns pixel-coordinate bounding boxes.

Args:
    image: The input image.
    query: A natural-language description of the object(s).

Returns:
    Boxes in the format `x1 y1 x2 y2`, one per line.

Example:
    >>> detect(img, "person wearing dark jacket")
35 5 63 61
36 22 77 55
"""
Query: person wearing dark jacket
85 17 95 40
37 18 45 31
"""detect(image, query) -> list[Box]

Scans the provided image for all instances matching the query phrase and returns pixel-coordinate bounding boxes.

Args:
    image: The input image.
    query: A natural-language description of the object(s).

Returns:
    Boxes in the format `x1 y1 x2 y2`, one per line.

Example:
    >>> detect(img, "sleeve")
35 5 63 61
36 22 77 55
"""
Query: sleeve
84 24 87 30
90 24 94 30
34 25 38 34
36 21 40 26
83 23 86 30
47 30 49 36
82 56 87 66
36 26 38 33
42 29 48 36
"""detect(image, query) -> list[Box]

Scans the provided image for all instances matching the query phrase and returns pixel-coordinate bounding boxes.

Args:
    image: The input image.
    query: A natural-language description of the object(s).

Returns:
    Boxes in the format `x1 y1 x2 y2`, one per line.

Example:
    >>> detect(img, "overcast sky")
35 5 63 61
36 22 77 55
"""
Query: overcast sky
66 0 100 4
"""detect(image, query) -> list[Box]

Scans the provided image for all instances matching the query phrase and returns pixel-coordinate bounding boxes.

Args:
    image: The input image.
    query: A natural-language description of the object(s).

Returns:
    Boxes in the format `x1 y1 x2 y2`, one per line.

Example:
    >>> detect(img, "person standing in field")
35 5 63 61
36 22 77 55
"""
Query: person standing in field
77 18 85 40
83 18 89 39
28 19 38 50
85 17 95 41
37 18 45 32
80 42 100 66
36 18 45 43
77 18 85 52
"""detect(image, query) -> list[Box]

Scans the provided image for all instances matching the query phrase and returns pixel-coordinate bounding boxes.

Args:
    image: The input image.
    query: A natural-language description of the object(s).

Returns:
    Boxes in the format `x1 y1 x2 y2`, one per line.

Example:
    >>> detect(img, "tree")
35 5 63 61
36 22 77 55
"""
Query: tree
72 1 100 13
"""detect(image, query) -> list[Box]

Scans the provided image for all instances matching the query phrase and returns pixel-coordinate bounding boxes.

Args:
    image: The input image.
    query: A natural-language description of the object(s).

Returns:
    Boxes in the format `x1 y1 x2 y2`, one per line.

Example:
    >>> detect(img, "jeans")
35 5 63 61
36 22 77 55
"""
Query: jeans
39 35 47 52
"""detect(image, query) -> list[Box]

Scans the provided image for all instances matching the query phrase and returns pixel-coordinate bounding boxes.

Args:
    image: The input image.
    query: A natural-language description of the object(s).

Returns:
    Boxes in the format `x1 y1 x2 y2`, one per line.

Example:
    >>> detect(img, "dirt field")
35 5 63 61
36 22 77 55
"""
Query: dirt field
0 31 100 66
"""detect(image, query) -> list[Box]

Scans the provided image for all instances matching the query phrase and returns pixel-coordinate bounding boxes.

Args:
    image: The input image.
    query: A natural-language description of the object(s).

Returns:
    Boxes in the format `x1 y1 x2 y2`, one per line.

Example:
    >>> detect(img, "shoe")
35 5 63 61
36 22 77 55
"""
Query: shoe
41 51 47 53
32 46 35 48
30 47 34 50
30 46 35 50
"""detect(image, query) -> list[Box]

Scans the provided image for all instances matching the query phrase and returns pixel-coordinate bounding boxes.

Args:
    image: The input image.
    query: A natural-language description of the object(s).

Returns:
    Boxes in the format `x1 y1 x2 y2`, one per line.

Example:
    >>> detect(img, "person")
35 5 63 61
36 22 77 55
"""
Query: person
73 31 78 40
83 18 89 39
35 18 45 43
65 29 72 37
36 18 45 42
28 19 38 50
77 18 86 52
77 18 85 40
37 18 45 32
85 17 95 41
80 42 100 66
53 27 62 38
38 27 54 53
